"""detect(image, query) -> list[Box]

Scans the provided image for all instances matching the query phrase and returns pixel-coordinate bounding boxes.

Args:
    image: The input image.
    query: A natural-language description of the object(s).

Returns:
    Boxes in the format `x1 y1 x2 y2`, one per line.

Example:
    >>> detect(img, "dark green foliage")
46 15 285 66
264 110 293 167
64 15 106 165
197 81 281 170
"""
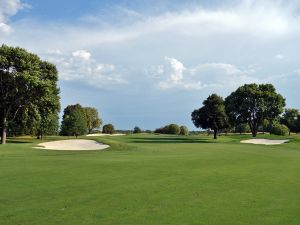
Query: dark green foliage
102 124 115 134
192 94 228 139
280 108 299 135
270 123 289 136
133 126 142 133
179 125 189 135
154 124 180 135
60 104 87 137
0 45 60 143
84 107 102 134
235 123 251 134
225 83 285 137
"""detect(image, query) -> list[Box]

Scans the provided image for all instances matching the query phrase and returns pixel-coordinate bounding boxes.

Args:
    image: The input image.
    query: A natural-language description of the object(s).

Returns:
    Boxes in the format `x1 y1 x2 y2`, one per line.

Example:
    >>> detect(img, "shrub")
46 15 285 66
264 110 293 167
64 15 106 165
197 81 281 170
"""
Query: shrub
167 124 180 134
235 123 250 134
179 125 189 135
102 124 115 134
154 124 180 135
270 123 289 136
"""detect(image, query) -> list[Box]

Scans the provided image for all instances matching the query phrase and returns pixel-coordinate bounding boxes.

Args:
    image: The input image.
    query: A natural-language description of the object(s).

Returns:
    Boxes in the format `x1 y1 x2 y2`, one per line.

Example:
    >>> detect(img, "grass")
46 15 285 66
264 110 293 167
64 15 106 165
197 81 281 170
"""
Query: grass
0 134 300 224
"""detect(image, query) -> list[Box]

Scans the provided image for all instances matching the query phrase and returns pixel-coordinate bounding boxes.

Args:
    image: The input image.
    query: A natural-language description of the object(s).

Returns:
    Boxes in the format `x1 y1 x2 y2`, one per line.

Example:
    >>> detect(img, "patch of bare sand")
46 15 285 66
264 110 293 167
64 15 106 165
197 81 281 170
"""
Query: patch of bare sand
33 139 109 150
240 139 289 145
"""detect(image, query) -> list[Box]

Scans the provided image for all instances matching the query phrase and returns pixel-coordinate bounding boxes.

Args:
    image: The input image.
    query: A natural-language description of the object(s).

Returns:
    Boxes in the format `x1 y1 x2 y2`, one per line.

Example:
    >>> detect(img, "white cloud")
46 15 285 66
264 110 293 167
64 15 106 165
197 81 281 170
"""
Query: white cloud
72 50 91 60
0 0 28 34
45 50 127 89
152 57 258 91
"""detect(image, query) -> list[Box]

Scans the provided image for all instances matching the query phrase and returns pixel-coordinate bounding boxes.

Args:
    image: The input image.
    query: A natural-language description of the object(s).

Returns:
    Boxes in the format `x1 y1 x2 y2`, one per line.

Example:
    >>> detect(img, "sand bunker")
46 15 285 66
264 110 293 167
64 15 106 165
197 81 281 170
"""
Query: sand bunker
240 139 289 145
34 139 109 150
86 133 125 137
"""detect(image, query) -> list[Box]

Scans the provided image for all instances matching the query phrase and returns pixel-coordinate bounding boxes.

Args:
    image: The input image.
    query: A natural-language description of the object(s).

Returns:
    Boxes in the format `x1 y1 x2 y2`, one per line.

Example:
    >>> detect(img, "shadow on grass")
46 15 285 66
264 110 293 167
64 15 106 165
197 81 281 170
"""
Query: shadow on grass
129 136 215 144
7 139 34 144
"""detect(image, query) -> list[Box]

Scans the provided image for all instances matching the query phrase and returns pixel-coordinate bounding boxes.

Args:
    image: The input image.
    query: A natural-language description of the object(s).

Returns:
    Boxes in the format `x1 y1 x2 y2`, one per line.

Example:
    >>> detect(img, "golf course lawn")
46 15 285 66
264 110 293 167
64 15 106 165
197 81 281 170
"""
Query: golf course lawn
0 134 300 225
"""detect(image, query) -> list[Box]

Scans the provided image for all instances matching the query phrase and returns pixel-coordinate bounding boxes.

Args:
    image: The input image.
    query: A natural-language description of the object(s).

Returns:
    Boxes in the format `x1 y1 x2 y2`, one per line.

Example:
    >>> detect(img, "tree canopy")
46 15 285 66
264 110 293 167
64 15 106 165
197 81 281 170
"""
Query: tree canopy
84 107 102 134
102 124 115 134
133 126 142 133
225 83 285 137
191 94 228 139
60 104 87 137
0 45 60 144
280 108 299 135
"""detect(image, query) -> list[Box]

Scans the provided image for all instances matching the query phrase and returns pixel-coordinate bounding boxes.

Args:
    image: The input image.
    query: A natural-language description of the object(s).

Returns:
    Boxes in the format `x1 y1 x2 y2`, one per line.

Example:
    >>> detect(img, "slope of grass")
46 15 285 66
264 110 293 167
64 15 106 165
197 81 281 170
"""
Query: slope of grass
0 134 300 225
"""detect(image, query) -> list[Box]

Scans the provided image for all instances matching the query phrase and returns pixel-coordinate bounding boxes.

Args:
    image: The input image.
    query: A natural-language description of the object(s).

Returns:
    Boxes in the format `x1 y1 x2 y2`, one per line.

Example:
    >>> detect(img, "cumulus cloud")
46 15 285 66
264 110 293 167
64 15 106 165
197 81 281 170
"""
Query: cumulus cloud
152 57 258 91
0 0 28 34
72 50 91 60
45 50 127 89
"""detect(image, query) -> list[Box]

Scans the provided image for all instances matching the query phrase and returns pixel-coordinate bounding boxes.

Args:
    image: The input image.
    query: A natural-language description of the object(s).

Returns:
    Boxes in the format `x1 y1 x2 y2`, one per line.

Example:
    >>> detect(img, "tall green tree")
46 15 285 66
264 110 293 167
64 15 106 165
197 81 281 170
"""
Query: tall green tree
280 108 299 135
0 45 60 144
225 83 285 137
84 107 102 134
191 94 228 139
37 61 60 139
60 104 87 137
102 124 115 134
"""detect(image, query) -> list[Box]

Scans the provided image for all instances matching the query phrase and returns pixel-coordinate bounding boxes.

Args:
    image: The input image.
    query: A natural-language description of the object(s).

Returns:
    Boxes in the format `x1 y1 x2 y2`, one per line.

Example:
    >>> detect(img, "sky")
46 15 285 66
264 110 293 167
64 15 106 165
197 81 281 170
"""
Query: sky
1 0 300 130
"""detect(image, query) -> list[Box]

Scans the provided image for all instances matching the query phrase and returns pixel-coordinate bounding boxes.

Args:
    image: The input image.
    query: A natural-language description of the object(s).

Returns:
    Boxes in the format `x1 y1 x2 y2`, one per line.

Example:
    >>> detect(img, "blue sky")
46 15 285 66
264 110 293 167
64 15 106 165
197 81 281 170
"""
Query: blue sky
1 0 300 130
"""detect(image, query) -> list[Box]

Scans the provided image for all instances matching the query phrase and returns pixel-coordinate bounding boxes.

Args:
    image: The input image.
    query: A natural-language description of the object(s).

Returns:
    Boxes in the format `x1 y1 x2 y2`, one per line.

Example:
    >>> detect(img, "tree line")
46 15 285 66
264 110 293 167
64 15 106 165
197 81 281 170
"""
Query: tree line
191 83 299 139
1 45 299 143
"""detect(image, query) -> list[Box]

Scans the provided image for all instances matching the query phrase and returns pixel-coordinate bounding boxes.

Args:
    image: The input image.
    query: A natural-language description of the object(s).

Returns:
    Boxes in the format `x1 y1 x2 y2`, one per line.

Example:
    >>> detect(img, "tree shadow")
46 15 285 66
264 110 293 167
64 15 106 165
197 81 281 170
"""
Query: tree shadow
6 139 34 144
129 136 215 144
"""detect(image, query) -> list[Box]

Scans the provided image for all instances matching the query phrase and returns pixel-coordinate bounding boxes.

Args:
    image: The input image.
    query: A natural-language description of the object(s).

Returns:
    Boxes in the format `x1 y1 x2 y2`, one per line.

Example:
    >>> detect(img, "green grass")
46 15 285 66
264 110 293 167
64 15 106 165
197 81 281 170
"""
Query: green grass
1 134 300 225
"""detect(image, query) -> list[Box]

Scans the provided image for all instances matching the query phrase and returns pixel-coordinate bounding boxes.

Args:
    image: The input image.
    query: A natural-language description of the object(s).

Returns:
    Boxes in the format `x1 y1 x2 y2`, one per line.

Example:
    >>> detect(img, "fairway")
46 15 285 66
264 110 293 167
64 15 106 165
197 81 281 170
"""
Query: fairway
1 134 300 225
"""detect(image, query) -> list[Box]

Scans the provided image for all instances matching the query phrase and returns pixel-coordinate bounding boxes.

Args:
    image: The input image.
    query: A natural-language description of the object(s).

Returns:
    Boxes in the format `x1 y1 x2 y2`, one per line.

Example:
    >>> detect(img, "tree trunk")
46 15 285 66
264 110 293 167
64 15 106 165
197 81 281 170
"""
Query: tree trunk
1 117 7 144
213 129 217 139
252 129 257 137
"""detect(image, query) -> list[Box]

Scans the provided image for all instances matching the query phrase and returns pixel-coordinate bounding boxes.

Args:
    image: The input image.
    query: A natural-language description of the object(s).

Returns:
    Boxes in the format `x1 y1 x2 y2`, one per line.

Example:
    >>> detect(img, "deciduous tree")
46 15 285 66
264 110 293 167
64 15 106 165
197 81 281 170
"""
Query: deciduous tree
191 94 228 139
225 84 285 137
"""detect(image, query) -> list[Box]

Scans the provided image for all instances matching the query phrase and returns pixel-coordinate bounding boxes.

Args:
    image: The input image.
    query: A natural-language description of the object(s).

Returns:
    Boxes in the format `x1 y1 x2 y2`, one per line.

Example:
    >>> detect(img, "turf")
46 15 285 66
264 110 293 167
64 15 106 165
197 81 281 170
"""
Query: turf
0 134 300 225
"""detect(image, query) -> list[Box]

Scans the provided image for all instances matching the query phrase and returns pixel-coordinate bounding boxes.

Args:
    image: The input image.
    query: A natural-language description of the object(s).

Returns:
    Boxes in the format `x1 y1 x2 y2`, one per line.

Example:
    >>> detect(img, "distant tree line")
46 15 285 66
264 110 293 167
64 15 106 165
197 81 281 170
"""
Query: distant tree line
191 83 299 139
154 124 189 135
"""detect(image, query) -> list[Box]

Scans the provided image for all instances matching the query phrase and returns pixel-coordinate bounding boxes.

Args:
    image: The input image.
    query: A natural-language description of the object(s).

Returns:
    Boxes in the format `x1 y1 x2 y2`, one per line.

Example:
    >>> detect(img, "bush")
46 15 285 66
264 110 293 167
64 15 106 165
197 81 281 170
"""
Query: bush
154 124 180 135
167 124 180 134
133 126 142 133
235 123 250 134
179 125 189 135
102 124 115 134
270 123 289 136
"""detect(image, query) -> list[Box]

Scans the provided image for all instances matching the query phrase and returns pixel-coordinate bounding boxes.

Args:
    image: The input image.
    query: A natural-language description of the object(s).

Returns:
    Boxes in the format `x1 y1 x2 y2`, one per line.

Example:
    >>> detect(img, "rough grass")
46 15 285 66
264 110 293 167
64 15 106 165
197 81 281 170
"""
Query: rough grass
0 134 300 225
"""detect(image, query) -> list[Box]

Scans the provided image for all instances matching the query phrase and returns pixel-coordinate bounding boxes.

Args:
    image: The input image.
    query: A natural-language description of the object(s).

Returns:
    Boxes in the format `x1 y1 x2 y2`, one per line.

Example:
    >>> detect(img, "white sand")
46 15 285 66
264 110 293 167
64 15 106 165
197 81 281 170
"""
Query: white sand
33 139 109 150
86 133 125 137
240 139 289 145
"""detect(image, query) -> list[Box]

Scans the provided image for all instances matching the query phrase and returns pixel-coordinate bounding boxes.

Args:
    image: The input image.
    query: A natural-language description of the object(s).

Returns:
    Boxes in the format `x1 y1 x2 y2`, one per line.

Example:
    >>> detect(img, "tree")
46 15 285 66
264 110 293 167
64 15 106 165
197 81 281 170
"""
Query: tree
133 126 142 133
60 104 87 138
0 45 60 144
154 124 180 135
179 125 189 135
225 84 285 137
102 124 115 134
270 123 289 136
280 108 299 135
235 123 250 134
167 124 180 134
84 107 102 134
191 94 228 139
